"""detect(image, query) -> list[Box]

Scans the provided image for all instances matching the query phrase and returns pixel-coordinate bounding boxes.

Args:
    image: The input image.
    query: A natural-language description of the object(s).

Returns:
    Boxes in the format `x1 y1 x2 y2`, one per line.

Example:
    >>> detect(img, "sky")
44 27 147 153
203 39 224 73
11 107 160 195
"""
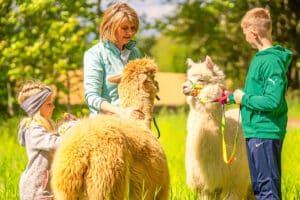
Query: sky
100 0 181 36
101 0 178 21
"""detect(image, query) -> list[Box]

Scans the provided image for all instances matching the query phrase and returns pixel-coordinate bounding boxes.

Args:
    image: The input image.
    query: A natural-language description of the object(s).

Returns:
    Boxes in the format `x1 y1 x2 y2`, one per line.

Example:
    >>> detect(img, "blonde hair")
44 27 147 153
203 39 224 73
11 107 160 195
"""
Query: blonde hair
100 2 139 43
18 80 56 132
241 8 272 35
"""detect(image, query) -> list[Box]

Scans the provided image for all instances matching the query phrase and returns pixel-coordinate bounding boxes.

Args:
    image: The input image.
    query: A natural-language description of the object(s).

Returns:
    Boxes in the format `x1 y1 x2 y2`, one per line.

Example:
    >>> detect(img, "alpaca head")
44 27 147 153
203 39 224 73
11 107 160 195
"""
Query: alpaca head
122 57 159 98
108 57 159 128
182 56 226 106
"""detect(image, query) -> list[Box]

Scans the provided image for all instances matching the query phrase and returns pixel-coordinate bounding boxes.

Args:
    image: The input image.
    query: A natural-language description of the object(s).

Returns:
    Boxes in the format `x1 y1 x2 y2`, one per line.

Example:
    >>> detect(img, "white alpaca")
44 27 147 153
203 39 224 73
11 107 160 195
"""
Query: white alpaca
182 56 254 200
51 58 169 200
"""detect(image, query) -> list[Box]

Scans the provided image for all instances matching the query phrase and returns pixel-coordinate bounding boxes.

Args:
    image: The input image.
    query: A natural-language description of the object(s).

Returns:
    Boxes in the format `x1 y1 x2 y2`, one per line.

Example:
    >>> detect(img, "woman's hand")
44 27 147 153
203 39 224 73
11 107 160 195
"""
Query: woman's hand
118 107 145 120
100 101 145 120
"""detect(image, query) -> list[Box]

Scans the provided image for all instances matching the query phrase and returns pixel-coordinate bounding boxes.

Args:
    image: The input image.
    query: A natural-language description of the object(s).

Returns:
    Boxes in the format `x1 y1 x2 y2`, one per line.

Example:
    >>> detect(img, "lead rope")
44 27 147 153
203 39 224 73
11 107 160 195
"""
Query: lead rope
221 103 240 164
153 95 161 138
153 117 160 138
189 79 240 164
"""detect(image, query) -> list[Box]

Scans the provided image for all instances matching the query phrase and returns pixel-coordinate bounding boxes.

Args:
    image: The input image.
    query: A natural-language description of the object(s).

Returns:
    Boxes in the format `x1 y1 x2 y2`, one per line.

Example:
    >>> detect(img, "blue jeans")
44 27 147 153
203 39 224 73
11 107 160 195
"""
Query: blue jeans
246 138 283 200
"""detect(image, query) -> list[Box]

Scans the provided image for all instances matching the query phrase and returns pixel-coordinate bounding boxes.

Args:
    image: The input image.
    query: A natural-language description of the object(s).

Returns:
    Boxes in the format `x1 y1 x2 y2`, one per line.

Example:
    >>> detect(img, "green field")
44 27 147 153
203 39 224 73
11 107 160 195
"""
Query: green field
0 106 299 200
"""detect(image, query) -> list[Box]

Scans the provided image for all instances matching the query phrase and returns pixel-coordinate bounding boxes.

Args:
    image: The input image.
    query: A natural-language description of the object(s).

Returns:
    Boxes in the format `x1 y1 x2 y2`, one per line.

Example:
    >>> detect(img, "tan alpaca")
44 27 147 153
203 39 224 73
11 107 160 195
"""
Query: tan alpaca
51 58 170 200
182 56 254 200
110 57 159 129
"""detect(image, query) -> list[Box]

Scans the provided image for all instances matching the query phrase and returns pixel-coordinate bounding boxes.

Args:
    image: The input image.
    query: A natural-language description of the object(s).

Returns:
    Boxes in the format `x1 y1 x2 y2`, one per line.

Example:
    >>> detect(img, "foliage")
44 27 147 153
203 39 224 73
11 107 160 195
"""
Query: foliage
287 99 300 118
153 0 300 89
0 0 96 115
1 0 300 116
151 36 189 73
136 34 157 57
0 0 161 116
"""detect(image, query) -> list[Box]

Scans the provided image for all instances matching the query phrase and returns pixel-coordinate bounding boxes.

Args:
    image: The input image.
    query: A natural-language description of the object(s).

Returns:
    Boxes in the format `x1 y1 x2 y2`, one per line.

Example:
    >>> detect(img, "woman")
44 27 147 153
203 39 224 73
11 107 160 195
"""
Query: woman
84 2 144 119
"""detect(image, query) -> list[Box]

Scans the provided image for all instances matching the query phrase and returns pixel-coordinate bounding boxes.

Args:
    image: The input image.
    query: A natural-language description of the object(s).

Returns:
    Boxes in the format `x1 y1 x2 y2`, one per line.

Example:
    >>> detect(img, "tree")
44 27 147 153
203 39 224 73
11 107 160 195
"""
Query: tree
0 0 158 116
151 35 188 73
154 0 300 90
0 0 96 116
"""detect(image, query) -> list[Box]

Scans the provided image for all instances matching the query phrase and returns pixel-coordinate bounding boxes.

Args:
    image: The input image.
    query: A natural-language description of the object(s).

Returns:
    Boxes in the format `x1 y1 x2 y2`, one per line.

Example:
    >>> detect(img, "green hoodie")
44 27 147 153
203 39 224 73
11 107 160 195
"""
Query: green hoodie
239 45 292 139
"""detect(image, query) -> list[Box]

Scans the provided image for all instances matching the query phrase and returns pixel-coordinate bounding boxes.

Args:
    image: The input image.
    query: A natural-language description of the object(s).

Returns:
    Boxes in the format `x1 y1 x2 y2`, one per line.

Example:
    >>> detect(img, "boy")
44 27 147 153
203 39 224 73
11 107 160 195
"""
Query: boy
228 8 293 200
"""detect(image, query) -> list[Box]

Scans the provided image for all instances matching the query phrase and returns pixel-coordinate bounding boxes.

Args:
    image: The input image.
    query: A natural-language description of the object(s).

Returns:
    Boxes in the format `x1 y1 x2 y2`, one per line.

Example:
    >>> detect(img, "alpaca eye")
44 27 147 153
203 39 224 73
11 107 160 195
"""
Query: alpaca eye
196 78 205 83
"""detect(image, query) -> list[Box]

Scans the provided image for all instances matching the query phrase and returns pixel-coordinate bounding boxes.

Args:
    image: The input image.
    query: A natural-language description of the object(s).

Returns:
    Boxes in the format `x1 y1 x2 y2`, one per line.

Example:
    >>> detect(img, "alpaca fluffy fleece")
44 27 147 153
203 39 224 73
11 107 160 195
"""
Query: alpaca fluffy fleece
51 58 169 200
51 115 169 200
118 57 159 129
182 56 254 200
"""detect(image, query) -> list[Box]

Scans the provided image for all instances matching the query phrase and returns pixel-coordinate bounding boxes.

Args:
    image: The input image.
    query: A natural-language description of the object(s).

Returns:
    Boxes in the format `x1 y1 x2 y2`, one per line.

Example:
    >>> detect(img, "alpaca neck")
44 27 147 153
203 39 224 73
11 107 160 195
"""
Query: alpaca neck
139 97 155 130
120 95 155 130
190 101 223 124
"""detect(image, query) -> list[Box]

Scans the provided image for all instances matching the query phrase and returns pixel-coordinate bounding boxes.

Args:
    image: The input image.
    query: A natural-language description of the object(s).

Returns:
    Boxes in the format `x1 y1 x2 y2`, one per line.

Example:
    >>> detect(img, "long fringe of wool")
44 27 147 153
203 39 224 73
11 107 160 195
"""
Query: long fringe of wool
182 56 255 200
51 58 170 200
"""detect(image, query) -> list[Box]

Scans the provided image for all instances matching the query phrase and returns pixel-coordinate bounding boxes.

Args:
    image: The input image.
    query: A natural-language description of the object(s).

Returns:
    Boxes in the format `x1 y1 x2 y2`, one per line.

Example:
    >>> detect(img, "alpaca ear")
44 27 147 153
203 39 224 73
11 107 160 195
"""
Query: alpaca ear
138 73 148 84
186 58 194 69
205 56 214 70
107 74 122 84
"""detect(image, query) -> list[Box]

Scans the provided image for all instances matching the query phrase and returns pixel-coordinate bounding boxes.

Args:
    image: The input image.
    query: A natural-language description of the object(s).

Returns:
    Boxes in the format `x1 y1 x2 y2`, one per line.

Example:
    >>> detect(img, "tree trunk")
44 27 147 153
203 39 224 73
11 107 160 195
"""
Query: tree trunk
7 82 14 117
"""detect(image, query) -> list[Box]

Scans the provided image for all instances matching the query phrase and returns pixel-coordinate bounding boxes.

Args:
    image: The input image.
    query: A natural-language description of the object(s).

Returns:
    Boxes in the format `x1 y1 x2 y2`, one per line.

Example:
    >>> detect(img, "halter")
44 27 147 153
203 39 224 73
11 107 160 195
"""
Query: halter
189 80 204 97
189 80 230 104
189 79 240 164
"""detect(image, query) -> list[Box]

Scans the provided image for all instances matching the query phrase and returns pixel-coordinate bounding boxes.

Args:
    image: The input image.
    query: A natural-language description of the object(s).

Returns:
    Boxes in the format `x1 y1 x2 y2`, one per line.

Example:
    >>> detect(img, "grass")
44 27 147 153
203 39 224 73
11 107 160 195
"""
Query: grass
0 117 24 199
282 128 300 200
0 102 299 199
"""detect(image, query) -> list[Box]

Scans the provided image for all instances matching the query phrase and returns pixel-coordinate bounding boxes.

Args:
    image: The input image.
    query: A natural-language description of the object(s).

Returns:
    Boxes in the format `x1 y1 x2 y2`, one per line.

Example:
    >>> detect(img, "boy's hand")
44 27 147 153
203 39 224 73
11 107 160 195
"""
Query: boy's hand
233 89 245 104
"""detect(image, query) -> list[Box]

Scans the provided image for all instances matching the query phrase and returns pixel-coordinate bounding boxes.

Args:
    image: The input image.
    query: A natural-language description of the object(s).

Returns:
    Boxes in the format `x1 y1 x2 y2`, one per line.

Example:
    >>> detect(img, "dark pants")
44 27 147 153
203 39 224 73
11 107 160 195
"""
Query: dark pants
246 138 283 200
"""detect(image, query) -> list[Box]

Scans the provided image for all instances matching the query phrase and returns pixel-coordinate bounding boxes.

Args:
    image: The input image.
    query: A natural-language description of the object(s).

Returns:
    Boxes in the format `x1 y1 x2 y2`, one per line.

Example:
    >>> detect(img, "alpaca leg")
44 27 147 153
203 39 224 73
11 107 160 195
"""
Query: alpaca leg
85 139 130 200
154 183 169 200
196 188 222 200
151 168 170 200
246 184 256 200
51 145 89 199
127 158 169 200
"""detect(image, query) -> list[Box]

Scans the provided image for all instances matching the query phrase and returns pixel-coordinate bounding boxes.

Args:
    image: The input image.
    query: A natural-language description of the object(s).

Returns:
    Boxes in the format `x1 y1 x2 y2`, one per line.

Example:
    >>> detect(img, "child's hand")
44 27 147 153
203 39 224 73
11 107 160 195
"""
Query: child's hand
57 113 79 135
233 89 245 104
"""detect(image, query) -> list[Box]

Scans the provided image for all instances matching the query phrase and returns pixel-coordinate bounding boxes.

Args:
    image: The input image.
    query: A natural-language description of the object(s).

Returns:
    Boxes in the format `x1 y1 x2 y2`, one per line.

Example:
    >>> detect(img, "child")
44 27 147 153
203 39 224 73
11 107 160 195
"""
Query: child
228 8 292 200
18 80 60 200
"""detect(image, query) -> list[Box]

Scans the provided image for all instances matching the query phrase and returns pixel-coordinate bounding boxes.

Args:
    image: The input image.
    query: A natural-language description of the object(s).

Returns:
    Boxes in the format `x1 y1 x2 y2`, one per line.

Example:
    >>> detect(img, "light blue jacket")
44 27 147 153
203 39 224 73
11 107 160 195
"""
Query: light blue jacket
84 40 142 116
